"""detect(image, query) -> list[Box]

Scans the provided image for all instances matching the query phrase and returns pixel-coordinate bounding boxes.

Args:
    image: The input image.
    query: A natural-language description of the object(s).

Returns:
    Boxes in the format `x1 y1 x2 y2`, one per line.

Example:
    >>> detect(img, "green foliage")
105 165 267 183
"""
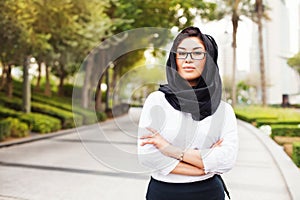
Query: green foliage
292 142 300 167
270 125 300 138
6 118 29 138
96 111 107 122
31 102 83 128
109 0 217 31
287 51 300 74
19 113 61 134
234 106 300 127
0 105 61 134
256 119 300 127
234 106 277 124
0 119 11 141
0 94 82 128
30 92 99 125
3 89 100 126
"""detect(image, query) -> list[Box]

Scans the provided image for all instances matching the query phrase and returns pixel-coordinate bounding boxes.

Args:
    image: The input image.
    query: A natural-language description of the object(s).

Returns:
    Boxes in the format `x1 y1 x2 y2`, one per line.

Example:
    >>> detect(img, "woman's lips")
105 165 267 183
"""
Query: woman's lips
182 66 196 72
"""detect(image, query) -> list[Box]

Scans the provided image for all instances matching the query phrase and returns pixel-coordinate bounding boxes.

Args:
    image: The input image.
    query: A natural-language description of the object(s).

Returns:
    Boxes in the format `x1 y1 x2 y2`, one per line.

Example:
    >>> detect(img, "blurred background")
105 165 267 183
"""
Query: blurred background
0 0 300 177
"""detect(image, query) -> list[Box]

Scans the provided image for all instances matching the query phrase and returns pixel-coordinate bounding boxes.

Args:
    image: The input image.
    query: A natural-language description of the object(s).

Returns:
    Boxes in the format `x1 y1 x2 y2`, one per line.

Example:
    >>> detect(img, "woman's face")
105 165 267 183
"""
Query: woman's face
176 37 206 86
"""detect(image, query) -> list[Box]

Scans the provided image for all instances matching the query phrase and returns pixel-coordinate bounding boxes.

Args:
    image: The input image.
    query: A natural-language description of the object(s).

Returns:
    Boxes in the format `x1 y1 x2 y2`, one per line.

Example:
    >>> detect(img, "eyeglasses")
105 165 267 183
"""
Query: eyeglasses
176 51 206 60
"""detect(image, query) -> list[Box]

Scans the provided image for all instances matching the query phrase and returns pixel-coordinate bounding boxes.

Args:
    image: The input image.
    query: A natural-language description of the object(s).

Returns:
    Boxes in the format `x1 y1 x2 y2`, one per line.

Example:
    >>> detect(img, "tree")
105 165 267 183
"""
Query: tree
255 0 266 106
216 0 253 107
97 0 219 111
216 0 269 106
287 52 300 74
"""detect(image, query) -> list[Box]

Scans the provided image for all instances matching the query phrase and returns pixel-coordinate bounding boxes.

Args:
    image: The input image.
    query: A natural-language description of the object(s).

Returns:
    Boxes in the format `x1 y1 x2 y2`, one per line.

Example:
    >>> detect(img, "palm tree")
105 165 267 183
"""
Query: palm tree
255 0 267 106
219 0 253 107
219 0 269 106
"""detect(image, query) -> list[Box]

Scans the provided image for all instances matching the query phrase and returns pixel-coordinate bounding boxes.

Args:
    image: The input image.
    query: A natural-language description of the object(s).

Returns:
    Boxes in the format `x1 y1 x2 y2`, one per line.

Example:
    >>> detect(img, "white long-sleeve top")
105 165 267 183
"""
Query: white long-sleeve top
137 91 238 183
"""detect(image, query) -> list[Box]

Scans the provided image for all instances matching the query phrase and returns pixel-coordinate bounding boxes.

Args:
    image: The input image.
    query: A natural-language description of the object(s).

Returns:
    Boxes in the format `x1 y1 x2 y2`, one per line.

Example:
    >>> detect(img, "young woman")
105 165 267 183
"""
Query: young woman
138 26 238 200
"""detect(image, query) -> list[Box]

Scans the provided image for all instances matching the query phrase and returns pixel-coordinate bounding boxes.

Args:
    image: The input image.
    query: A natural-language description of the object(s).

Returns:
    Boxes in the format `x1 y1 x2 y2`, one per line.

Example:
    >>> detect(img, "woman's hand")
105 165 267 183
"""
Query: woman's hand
140 127 170 151
210 138 223 148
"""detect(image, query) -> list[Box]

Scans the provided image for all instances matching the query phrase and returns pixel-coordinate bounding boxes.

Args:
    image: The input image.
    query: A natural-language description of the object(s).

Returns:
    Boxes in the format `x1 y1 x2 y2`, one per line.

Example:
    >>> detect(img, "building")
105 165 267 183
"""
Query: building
203 0 300 105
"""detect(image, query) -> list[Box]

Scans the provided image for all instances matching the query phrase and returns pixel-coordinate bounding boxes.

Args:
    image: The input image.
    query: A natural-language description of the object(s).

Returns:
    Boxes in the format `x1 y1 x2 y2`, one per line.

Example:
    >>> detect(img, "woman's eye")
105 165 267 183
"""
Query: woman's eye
193 52 202 56
178 52 186 56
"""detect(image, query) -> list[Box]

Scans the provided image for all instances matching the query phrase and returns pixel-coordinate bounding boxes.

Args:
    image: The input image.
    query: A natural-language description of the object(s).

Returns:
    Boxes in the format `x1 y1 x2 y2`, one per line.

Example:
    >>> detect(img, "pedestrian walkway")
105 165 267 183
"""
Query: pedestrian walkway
0 107 299 200
224 120 300 200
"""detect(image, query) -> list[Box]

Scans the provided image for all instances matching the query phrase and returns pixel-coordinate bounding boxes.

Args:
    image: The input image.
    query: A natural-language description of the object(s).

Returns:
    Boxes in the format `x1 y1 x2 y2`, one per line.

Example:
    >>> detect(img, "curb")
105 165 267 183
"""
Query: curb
239 120 300 200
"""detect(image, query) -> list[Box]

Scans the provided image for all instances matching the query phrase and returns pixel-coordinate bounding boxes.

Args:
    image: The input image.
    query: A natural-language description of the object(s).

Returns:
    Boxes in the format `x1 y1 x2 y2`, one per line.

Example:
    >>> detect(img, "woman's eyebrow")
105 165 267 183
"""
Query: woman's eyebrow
177 46 204 50
193 47 204 50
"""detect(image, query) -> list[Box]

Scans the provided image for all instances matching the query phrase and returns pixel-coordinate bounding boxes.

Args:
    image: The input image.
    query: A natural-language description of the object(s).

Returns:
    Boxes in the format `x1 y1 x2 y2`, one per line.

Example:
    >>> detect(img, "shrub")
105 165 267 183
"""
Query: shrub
31 94 98 125
0 119 11 141
31 102 83 128
0 106 61 134
0 96 22 110
6 118 30 138
292 142 300 167
257 119 300 127
0 105 20 119
270 124 300 138
0 97 82 129
96 111 107 122
234 106 300 127
19 113 61 134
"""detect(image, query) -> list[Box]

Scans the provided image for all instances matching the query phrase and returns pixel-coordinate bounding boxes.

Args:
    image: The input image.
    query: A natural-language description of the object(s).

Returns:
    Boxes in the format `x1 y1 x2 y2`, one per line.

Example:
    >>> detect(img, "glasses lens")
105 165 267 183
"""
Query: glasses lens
176 51 205 60
177 52 187 59
192 52 205 59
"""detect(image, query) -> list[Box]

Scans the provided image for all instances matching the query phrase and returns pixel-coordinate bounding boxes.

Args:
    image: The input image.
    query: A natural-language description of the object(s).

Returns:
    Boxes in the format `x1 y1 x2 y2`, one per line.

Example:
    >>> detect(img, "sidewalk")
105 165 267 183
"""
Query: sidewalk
0 108 300 200
224 120 300 200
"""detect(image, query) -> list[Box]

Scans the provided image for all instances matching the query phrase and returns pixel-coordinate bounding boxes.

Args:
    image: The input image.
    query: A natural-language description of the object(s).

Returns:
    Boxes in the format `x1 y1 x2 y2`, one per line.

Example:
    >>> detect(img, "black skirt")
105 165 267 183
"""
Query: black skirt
146 175 226 200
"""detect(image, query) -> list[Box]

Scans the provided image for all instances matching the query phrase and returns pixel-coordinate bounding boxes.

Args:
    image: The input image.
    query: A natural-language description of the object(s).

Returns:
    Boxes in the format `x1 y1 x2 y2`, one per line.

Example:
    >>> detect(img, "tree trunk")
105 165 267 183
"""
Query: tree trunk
44 64 51 96
58 66 66 97
35 61 42 92
82 56 93 108
231 3 239 107
0 64 8 91
105 69 110 112
22 57 30 113
95 77 103 112
257 0 267 106
6 65 13 98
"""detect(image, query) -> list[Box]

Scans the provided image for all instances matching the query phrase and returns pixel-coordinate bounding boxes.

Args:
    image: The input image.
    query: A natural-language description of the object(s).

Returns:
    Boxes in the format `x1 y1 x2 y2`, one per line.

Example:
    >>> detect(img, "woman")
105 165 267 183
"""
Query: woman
138 26 238 200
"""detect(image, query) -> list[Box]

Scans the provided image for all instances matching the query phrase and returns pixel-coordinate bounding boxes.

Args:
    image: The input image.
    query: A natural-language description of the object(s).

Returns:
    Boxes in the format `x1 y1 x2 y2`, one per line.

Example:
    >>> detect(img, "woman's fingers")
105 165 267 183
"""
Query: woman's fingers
211 138 223 148
140 127 159 139
140 138 155 146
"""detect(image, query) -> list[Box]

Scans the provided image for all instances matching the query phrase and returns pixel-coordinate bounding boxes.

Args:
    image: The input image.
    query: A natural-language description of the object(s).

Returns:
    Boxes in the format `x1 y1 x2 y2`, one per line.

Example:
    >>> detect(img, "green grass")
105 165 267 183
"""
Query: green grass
234 106 300 126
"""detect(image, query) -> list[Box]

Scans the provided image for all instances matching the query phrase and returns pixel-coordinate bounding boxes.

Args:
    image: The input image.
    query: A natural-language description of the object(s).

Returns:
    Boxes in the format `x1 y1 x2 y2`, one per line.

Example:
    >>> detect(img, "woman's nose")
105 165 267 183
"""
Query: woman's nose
185 54 193 62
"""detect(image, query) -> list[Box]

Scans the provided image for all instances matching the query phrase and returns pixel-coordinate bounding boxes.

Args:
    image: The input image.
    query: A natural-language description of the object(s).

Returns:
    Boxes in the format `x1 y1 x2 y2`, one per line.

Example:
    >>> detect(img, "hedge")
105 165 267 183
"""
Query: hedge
27 94 100 124
292 142 300 167
6 118 30 138
234 113 277 124
0 119 11 141
234 106 300 127
270 124 300 138
31 102 83 128
256 119 300 127
0 105 61 133
10 90 106 125
0 96 83 128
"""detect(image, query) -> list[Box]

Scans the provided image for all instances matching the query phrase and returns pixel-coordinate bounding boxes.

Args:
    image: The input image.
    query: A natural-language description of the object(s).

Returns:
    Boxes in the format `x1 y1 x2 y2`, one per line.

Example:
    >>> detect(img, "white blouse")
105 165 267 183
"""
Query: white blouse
137 91 238 183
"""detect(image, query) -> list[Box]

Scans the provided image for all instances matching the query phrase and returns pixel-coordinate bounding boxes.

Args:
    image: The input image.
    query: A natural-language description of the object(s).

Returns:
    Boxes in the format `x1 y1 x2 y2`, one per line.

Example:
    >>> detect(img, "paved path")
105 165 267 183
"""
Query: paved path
0 108 299 200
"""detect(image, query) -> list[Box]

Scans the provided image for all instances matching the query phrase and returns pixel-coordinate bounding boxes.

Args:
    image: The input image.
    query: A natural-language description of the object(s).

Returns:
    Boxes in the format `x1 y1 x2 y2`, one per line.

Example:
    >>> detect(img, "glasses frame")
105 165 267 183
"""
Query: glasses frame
176 51 207 60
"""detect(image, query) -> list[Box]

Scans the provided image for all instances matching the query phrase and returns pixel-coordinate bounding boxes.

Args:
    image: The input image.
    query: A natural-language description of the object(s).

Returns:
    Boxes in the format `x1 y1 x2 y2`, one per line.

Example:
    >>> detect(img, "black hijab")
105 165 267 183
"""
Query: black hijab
159 27 222 121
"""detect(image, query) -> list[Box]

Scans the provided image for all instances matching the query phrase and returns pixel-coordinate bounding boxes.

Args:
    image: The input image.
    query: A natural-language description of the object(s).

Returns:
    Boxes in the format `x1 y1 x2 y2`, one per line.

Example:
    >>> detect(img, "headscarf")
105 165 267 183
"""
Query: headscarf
159 27 222 121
